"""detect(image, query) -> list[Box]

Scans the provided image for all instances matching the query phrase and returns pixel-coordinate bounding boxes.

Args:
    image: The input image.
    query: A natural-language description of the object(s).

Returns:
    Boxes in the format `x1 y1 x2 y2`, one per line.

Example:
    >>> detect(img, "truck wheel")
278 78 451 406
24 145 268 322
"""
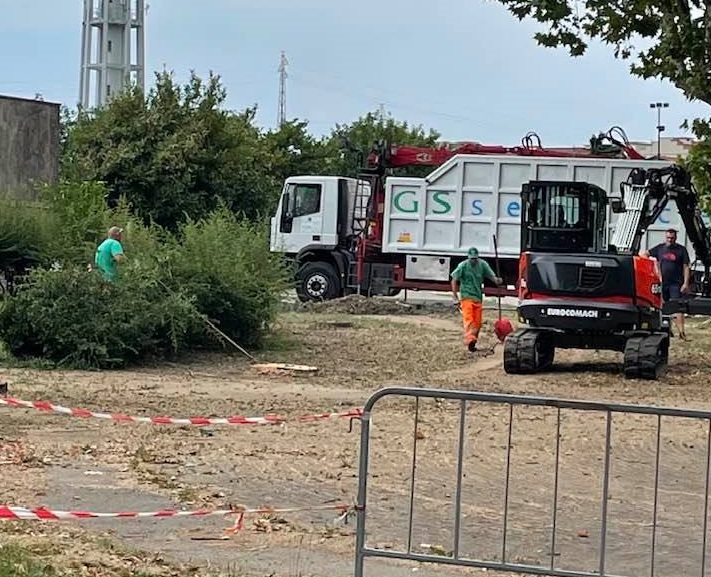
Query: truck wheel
296 263 341 302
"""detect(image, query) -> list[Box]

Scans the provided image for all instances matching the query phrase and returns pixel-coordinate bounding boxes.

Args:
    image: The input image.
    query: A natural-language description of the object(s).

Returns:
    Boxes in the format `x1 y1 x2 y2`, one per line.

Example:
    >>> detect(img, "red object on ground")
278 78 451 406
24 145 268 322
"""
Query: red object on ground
494 318 514 342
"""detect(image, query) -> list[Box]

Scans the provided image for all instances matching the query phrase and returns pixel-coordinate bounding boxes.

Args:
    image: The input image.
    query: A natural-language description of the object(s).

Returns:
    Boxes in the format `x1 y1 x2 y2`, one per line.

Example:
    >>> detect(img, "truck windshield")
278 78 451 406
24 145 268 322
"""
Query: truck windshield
286 183 322 217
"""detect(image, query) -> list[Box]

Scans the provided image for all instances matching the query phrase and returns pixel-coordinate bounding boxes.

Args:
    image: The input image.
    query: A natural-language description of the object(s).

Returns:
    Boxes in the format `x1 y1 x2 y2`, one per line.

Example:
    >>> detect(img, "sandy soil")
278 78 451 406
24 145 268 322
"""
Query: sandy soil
1 295 710 577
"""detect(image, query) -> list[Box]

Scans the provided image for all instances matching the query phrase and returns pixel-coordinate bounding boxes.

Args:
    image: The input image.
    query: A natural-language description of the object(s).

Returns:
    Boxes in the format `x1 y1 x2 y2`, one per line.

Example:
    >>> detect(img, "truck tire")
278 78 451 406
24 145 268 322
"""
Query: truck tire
296 262 341 302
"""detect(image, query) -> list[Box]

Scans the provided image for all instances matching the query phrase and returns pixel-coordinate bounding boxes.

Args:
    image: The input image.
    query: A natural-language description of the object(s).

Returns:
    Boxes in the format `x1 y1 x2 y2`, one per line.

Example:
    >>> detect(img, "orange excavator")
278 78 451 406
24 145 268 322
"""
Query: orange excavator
503 164 711 379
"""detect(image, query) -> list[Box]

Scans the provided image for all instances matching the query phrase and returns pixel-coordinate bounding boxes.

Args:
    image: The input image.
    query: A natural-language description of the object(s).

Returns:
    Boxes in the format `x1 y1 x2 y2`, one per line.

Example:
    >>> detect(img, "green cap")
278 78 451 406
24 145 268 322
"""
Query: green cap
467 247 479 258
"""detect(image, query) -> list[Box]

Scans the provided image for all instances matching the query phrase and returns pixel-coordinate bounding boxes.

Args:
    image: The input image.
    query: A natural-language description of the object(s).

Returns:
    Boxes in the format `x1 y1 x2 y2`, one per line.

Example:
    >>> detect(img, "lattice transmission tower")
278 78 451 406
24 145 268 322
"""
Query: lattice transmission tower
277 51 288 127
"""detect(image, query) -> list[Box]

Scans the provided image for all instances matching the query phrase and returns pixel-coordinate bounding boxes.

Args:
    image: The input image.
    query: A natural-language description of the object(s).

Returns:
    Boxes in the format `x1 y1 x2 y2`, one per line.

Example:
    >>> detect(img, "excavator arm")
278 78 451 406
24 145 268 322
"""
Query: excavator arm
621 164 711 314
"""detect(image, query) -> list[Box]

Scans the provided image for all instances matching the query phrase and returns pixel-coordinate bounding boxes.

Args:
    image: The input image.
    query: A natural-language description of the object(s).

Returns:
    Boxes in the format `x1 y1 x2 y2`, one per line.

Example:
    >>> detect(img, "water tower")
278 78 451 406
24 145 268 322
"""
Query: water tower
79 0 145 109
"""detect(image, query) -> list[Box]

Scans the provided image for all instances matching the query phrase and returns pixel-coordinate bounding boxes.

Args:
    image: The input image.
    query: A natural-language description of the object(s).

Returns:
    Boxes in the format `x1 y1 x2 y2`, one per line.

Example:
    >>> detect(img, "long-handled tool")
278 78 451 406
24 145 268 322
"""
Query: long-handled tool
492 235 514 344
157 279 317 372
158 279 255 360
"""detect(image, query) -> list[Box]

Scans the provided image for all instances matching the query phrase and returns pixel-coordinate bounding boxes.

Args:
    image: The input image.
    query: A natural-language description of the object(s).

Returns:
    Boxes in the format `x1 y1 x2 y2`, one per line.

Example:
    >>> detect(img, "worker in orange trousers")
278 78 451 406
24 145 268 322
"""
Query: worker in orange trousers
451 247 503 352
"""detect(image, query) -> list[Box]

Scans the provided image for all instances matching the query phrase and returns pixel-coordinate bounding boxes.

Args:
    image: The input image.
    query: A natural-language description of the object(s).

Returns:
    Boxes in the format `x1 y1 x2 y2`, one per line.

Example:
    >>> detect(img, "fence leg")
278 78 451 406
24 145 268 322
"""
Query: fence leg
354 409 373 577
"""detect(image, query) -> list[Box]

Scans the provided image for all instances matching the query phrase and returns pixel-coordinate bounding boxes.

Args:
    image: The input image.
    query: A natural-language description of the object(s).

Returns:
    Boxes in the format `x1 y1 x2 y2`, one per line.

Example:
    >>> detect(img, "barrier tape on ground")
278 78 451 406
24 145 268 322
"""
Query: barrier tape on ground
0 396 363 426
0 503 355 534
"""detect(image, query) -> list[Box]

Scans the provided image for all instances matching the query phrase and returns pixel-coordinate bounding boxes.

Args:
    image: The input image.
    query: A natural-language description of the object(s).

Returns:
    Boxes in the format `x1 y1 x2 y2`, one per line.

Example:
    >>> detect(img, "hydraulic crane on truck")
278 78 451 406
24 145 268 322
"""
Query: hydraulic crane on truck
363 128 645 171
503 163 711 380
350 127 645 296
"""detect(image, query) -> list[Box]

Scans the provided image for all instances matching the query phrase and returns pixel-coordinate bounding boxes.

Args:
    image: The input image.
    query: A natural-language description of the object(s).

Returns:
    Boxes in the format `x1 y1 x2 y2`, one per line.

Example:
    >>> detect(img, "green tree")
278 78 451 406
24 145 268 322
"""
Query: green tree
327 109 441 177
219 107 283 219
58 105 78 179
262 119 334 210
491 0 711 207
493 0 709 103
61 70 275 230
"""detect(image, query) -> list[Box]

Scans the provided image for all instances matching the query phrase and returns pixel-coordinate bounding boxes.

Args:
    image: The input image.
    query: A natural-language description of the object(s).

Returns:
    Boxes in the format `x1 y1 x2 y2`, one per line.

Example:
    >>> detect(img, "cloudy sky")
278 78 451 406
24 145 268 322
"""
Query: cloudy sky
2 0 709 145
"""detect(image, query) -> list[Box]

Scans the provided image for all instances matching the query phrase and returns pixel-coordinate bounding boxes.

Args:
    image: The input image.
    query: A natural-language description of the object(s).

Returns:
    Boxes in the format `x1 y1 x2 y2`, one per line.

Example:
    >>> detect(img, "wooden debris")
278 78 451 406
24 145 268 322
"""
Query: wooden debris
251 363 319 375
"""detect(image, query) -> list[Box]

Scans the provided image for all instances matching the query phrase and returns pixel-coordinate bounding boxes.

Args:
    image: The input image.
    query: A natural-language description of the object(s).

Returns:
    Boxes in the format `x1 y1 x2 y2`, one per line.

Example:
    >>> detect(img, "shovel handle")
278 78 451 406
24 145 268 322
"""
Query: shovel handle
492 235 503 320
492 234 502 276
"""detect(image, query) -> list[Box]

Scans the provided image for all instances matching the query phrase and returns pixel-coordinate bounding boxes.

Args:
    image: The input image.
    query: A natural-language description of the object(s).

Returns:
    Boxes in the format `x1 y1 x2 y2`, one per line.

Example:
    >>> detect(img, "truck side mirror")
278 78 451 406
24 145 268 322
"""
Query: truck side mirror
280 193 293 233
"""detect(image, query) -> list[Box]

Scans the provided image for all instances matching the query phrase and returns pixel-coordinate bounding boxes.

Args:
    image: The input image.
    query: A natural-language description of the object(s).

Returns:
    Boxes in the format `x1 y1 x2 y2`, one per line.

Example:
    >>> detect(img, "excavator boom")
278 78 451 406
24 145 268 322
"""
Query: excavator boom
617 164 711 311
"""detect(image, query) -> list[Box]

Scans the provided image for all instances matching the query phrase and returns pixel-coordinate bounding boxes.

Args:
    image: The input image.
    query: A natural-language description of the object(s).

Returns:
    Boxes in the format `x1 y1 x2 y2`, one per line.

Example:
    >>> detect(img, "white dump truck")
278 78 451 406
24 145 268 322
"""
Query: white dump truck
269 138 703 302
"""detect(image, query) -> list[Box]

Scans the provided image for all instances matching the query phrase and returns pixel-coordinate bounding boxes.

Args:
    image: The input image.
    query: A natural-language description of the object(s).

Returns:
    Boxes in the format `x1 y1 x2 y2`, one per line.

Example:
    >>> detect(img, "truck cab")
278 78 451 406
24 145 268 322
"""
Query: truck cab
270 175 371 302
271 176 340 254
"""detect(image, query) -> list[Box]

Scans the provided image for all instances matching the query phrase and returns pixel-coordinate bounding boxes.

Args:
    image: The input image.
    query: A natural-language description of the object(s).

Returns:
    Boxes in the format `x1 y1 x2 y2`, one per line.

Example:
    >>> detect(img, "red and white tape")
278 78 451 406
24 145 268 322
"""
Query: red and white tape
0 396 363 426
0 505 236 521
0 503 351 522
0 503 355 535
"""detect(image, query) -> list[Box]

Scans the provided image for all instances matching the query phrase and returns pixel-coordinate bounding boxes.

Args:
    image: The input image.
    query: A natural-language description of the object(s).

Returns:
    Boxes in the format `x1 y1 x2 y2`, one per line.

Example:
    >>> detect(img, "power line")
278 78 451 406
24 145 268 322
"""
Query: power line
286 70 498 127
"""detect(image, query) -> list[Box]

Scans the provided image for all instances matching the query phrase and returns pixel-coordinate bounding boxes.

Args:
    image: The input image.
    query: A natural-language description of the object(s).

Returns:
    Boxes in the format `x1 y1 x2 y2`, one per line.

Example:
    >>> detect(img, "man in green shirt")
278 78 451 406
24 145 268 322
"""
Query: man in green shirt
94 226 125 282
451 246 502 352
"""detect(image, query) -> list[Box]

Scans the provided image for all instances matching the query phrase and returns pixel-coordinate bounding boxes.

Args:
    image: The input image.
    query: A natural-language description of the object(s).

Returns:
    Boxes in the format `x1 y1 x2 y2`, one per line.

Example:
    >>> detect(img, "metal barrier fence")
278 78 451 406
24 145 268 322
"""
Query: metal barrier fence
354 387 711 577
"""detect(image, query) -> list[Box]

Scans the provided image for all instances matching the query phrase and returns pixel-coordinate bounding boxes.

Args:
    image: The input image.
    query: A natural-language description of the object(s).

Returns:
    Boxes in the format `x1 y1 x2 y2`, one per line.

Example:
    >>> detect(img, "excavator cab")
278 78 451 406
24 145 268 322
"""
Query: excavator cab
521 181 608 254
517 180 644 302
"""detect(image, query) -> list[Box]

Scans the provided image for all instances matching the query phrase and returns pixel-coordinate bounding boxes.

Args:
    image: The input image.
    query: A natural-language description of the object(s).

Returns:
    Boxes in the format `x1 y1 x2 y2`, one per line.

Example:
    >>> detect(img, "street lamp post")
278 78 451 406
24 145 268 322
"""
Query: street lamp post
649 102 669 159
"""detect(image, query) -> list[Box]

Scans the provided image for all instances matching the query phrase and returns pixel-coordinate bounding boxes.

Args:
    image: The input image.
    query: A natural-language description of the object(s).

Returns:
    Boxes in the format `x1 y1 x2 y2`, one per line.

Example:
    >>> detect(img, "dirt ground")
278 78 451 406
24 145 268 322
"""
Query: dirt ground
1 295 711 577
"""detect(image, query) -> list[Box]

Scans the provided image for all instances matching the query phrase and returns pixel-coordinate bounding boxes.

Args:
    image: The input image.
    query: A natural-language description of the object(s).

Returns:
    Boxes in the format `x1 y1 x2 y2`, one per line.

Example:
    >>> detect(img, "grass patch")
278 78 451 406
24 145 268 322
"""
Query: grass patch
259 324 304 353
0 544 58 577
0 540 251 576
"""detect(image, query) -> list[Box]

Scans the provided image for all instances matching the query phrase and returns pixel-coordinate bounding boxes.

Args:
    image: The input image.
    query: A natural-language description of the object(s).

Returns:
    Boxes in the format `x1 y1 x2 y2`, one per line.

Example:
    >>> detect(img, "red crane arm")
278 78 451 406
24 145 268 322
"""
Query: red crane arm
365 128 645 169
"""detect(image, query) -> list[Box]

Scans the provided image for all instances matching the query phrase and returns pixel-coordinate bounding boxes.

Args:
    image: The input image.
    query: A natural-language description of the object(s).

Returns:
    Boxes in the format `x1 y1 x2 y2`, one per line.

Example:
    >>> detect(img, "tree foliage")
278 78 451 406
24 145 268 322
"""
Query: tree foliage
328 110 442 177
684 122 711 213
60 74 442 229
62 70 277 230
263 120 335 183
495 0 711 106
492 0 711 204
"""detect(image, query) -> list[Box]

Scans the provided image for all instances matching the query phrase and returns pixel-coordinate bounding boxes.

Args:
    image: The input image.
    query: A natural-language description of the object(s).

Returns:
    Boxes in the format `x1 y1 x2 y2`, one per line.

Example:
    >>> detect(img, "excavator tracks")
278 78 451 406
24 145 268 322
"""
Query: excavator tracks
503 328 555 375
623 332 670 380
504 328 670 380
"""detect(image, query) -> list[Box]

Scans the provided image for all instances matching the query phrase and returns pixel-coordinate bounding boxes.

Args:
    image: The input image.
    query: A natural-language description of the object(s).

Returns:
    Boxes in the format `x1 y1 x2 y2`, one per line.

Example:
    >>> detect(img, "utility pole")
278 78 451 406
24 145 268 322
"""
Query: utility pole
649 101 669 159
278 51 288 128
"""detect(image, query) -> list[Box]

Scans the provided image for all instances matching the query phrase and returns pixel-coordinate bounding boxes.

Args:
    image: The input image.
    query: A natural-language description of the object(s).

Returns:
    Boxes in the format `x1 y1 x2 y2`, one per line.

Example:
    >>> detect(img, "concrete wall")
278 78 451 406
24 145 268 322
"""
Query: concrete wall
0 94 61 200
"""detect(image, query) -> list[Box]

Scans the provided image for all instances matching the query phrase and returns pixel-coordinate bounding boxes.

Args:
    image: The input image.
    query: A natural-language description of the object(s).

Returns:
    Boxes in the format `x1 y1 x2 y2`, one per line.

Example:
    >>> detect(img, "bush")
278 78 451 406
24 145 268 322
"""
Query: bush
39 181 167 268
0 264 199 369
38 181 112 265
0 202 291 369
165 207 292 349
0 182 160 276
0 197 55 275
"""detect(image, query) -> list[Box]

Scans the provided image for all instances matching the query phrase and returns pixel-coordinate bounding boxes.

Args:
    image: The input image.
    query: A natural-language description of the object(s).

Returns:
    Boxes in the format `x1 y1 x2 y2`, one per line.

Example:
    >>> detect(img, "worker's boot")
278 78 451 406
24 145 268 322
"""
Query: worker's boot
468 340 477 352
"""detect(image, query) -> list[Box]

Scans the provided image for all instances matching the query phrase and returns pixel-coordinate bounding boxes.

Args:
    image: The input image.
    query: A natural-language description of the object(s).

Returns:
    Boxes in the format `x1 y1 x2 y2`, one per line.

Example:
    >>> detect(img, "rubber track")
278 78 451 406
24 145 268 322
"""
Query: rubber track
623 333 669 380
503 329 553 374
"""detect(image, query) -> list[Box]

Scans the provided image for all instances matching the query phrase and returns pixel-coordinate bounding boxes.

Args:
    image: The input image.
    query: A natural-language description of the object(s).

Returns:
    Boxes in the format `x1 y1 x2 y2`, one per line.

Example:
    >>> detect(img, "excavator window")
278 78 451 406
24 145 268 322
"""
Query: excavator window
521 181 608 254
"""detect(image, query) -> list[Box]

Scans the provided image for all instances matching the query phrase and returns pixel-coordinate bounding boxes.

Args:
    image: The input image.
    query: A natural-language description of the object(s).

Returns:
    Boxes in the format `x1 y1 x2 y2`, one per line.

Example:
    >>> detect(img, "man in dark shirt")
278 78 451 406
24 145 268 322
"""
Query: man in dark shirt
642 228 691 339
